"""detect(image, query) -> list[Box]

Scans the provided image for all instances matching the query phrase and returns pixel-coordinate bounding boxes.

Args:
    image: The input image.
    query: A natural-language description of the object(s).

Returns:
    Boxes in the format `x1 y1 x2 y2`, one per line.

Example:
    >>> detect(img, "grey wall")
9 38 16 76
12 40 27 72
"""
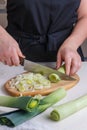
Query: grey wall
0 0 7 28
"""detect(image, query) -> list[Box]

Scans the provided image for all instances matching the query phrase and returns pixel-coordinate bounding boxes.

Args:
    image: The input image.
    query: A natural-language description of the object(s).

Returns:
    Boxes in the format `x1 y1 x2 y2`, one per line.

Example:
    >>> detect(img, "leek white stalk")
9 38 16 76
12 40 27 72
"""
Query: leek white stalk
50 94 87 121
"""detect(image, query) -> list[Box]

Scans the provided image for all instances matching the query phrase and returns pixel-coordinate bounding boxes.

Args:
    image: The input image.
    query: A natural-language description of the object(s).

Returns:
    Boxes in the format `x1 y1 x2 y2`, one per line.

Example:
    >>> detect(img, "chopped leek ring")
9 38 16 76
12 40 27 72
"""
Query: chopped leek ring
48 73 60 83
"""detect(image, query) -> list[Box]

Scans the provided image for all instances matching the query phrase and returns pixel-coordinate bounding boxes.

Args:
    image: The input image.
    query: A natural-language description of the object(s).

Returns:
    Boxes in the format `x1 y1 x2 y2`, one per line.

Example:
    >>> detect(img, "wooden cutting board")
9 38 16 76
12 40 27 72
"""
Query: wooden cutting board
4 73 79 97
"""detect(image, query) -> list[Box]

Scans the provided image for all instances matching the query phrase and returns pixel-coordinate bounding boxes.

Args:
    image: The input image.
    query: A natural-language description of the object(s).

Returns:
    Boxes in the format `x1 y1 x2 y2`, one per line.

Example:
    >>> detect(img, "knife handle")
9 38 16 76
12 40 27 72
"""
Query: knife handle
20 57 25 66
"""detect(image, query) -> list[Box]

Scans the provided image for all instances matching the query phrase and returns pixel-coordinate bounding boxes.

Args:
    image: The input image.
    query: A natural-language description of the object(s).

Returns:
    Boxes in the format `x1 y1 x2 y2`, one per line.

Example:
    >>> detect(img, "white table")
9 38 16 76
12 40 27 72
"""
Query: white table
0 62 87 130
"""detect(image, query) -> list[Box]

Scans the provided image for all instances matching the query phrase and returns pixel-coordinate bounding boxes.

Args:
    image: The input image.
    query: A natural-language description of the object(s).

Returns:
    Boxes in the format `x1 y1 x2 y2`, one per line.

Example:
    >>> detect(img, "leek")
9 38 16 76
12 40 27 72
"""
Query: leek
57 64 65 74
48 64 65 83
48 73 61 83
50 94 87 121
0 96 39 112
0 88 66 127
10 72 51 92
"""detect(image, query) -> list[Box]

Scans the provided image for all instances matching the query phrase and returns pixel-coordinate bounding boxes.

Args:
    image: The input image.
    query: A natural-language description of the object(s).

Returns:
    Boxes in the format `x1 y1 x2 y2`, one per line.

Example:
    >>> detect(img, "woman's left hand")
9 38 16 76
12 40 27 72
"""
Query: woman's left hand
56 43 82 76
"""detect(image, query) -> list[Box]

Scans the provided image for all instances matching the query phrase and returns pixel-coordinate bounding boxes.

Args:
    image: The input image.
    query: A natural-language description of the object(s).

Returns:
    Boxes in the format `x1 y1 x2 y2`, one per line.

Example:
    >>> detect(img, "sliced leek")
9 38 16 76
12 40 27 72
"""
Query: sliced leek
48 73 60 83
48 64 65 83
9 72 51 92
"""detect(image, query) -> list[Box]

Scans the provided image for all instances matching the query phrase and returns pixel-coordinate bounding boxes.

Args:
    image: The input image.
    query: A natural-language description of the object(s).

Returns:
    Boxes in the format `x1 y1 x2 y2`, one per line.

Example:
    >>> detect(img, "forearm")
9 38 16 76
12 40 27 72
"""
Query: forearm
62 0 87 50
56 19 84 74
68 16 87 50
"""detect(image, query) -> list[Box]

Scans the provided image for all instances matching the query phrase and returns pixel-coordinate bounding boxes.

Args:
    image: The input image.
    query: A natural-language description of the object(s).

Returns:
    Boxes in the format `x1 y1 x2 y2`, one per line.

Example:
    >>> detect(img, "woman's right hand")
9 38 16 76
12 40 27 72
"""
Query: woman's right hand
0 26 25 66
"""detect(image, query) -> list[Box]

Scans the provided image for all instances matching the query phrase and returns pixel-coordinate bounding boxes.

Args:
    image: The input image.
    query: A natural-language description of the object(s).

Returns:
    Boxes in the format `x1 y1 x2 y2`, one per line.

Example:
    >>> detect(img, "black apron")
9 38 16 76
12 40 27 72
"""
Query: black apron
6 0 83 62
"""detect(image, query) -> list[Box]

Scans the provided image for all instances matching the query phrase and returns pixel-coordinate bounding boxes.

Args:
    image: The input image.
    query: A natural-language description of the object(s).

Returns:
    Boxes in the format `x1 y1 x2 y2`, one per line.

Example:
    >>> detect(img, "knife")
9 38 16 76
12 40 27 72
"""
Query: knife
20 59 76 81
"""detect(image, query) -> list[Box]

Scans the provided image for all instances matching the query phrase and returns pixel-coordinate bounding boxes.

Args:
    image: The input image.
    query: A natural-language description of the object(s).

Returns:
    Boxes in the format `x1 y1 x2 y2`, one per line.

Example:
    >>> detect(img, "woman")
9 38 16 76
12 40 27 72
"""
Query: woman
0 0 87 75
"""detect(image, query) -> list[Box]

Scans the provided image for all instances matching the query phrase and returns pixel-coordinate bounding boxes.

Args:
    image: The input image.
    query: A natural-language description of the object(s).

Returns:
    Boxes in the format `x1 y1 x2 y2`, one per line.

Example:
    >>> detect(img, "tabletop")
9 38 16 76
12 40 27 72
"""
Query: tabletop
0 62 87 130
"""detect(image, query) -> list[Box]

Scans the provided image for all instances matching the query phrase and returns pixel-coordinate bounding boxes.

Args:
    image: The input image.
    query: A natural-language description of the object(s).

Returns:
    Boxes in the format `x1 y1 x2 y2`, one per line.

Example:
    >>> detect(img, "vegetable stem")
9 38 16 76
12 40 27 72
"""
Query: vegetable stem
38 88 67 112
50 94 87 121
0 96 39 111
0 88 66 127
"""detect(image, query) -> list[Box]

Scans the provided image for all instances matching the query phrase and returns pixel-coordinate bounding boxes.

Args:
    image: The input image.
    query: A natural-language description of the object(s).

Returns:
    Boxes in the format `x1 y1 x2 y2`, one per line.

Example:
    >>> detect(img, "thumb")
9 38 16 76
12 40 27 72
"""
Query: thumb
17 47 25 58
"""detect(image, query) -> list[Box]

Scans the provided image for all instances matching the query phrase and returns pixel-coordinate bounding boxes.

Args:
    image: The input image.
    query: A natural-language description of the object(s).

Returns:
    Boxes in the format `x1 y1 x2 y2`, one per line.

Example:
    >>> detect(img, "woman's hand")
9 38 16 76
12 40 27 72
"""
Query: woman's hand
0 26 25 66
56 40 82 76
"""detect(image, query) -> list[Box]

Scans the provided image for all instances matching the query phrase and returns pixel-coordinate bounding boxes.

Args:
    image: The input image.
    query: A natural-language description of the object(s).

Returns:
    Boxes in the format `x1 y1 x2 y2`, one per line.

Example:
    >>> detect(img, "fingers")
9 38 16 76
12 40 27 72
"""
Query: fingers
65 56 72 75
16 45 25 58
69 57 82 75
56 49 82 75
5 58 12 66
11 49 21 66
65 55 82 76
0 28 25 66
56 53 62 69
0 45 25 66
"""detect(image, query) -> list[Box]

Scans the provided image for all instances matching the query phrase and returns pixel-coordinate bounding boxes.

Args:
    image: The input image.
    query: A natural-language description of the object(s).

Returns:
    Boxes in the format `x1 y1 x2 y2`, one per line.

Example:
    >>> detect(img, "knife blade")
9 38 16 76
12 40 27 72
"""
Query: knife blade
21 59 76 81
